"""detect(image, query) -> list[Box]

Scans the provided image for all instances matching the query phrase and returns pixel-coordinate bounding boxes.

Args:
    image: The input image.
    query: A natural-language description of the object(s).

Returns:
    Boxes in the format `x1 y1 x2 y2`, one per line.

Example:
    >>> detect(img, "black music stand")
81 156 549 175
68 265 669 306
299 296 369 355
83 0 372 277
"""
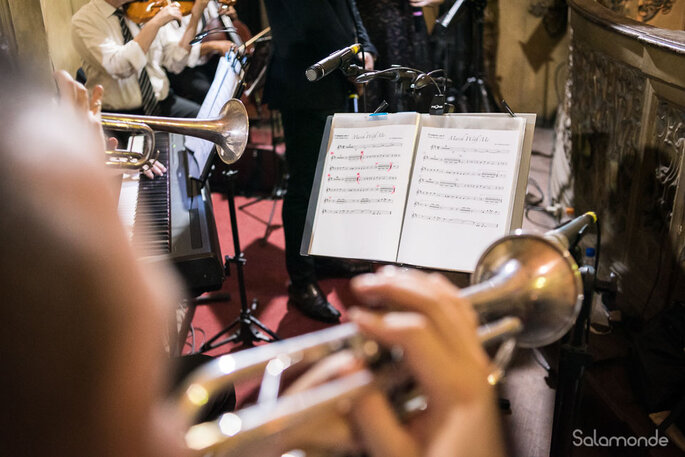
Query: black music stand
201 168 279 351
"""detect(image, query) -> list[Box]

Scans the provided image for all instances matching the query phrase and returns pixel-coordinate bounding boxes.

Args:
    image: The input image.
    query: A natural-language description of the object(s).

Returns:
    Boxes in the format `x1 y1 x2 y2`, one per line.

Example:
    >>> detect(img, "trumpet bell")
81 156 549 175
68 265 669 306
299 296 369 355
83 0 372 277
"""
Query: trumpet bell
470 231 583 348
212 99 249 164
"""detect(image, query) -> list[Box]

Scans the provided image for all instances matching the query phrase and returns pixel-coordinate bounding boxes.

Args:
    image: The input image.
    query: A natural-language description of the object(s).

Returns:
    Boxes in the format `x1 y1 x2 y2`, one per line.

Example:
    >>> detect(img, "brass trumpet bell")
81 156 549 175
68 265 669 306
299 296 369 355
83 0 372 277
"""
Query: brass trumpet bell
469 230 583 348
102 99 249 166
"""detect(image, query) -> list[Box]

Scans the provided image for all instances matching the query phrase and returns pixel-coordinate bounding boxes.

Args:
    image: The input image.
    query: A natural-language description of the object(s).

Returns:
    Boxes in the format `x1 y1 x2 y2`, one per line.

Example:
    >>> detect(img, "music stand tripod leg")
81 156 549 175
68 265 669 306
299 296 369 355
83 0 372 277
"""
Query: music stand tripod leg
200 170 279 352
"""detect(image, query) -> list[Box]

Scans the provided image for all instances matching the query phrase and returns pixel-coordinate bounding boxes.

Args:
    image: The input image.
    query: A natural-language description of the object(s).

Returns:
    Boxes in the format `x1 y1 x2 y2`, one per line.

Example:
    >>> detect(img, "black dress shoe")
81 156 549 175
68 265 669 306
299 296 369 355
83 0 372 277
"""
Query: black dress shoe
288 282 341 323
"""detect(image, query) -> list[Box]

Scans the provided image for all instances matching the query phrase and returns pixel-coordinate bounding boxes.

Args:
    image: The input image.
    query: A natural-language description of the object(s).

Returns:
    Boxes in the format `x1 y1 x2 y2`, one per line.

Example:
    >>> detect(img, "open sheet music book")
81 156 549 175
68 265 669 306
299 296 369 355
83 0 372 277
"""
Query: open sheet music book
301 112 536 272
185 51 244 181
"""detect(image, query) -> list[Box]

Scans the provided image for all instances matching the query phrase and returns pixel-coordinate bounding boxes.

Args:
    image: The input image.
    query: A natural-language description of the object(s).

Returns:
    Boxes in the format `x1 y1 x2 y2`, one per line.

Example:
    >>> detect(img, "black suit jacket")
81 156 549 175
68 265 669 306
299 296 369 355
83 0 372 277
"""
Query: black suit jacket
263 0 376 111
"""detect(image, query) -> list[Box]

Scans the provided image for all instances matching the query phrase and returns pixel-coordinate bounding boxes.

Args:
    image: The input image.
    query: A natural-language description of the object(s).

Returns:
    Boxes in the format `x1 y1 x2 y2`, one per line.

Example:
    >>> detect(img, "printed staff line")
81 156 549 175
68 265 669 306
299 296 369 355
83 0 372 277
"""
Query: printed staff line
421 155 507 166
321 209 393 216
323 197 394 204
414 190 503 203
410 212 499 228
419 167 504 178
413 201 502 215
417 178 504 191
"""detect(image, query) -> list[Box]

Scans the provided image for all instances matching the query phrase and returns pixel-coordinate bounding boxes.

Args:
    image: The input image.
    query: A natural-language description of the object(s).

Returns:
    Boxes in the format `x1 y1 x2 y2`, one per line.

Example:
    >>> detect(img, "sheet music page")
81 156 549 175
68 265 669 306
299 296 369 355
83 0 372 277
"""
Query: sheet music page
309 116 419 262
397 117 526 271
184 51 243 178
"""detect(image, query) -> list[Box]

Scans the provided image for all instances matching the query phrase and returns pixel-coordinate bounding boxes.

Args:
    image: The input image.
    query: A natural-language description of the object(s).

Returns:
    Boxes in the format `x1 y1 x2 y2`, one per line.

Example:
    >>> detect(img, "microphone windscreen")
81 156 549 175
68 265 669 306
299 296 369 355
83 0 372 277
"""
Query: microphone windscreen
305 65 322 82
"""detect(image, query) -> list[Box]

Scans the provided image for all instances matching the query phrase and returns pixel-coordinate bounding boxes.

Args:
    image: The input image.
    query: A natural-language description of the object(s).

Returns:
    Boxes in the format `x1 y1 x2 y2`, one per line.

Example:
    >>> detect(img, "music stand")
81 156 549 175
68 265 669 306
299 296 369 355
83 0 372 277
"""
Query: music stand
200 167 279 351
190 51 279 351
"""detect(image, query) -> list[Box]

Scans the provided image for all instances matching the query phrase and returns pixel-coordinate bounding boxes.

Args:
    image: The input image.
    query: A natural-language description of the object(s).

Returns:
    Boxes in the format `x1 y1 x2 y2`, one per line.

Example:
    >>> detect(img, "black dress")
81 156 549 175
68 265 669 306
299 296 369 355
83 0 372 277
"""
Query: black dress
356 0 432 112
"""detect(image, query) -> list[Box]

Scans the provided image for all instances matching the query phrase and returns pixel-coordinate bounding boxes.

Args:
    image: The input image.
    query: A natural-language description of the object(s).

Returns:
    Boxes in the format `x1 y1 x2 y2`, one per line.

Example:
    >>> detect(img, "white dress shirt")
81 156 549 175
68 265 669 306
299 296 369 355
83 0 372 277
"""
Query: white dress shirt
71 0 202 111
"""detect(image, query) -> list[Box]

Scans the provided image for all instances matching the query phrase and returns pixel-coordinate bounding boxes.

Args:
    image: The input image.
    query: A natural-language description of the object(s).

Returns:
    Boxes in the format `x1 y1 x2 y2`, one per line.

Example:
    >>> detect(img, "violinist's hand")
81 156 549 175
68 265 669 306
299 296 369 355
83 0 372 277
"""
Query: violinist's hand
209 40 236 56
54 70 108 153
152 3 183 27
224 5 238 20
348 267 506 457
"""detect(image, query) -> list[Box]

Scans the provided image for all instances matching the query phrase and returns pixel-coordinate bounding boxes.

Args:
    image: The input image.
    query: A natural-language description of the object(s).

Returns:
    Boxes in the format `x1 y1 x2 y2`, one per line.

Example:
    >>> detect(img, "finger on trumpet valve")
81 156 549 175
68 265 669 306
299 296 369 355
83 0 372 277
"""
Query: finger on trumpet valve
487 337 517 386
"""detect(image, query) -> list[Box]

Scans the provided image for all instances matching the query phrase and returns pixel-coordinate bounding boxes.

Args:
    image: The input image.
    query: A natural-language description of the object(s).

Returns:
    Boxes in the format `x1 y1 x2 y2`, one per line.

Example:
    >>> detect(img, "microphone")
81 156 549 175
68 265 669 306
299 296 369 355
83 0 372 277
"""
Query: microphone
190 27 238 45
546 211 597 250
305 44 361 82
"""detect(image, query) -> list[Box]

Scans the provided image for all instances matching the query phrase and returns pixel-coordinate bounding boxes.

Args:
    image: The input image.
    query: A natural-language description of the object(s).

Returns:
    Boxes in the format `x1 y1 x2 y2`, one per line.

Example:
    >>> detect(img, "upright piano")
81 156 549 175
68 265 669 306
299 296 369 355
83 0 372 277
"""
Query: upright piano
118 132 225 296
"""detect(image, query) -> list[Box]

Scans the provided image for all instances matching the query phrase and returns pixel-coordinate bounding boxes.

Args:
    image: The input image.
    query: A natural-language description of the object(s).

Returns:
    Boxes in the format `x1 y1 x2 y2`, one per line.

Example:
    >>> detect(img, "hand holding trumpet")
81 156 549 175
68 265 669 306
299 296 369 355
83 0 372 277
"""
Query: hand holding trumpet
54 71 166 179
283 268 505 457
348 267 505 457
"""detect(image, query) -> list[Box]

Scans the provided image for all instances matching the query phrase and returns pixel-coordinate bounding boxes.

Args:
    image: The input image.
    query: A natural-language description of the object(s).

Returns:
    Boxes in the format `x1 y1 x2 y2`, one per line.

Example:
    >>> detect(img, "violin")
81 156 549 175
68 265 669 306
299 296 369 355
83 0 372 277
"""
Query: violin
123 0 194 24
123 0 237 25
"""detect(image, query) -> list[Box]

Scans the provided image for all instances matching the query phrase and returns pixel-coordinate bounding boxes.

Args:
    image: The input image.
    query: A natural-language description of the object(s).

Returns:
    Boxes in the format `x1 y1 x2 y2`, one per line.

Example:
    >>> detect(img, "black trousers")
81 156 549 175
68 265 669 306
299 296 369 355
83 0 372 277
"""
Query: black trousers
167 57 220 106
280 107 342 286
110 91 201 118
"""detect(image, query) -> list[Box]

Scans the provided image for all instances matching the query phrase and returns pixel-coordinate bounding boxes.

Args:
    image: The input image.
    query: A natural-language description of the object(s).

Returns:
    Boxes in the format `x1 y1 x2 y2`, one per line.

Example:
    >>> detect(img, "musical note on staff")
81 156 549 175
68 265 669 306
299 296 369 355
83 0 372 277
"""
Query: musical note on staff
325 186 398 193
329 163 399 171
327 175 399 183
422 155 508 167
415 189 503 204
321 209 392 216
417 177 505 191
324 197 394 204
419 167 505 179
413 201 502 215
331 152 401 161
409 212 499 228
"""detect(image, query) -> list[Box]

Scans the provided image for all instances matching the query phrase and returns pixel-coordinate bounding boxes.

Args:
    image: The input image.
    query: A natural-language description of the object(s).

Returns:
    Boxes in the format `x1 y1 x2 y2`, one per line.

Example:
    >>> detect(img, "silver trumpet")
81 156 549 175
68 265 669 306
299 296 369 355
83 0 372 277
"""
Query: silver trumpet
101 99 249 170
175 212 597 457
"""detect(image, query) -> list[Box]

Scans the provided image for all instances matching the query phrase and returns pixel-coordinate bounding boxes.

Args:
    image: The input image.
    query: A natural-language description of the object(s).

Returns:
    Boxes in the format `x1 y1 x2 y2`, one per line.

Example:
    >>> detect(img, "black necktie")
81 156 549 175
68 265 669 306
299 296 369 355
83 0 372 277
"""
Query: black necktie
114 9 160 115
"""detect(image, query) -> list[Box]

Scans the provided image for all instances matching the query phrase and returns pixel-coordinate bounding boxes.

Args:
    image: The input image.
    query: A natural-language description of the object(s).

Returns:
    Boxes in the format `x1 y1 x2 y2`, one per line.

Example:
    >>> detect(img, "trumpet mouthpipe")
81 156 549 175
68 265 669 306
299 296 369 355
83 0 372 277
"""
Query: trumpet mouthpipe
101 120 155 170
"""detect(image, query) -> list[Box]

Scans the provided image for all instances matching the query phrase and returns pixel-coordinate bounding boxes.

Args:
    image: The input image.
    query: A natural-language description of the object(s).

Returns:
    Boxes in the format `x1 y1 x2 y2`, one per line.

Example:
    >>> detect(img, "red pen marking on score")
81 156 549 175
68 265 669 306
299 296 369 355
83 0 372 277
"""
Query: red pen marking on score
360 151 364 160
392 186 396 194
356 172 360 184
388 162 393 171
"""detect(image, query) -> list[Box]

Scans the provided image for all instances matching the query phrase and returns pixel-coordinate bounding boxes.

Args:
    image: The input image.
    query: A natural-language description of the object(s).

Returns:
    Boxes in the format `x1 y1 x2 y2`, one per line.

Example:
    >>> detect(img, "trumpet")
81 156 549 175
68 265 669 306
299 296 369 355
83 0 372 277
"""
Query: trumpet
101 99 249 170
175 212 597 456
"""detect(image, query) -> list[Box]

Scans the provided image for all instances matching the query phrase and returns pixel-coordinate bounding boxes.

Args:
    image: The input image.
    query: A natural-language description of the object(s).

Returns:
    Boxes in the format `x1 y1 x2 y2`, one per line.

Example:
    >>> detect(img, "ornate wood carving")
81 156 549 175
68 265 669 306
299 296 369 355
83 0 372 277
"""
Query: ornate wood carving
628 100 685 318
638 0 675 22
565 2 685 317
569 41 646 308
597 0 631 14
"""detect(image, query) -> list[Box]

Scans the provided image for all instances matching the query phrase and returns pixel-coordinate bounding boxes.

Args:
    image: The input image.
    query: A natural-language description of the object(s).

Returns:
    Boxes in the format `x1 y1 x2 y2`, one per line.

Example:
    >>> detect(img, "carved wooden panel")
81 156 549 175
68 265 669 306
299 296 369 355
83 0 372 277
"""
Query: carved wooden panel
566 9 685 317
628 99 685 317
569 40 646 309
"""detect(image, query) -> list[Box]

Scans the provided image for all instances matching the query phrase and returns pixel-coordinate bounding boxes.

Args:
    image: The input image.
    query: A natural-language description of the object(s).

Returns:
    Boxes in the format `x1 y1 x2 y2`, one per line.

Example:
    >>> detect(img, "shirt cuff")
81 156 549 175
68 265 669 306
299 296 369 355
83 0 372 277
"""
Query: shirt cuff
121 41 148 73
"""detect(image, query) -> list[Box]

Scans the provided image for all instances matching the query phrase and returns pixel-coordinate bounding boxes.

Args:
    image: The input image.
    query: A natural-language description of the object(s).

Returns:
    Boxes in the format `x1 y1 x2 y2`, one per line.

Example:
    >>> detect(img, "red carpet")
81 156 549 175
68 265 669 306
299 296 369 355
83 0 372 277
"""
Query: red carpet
187 192 362 354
